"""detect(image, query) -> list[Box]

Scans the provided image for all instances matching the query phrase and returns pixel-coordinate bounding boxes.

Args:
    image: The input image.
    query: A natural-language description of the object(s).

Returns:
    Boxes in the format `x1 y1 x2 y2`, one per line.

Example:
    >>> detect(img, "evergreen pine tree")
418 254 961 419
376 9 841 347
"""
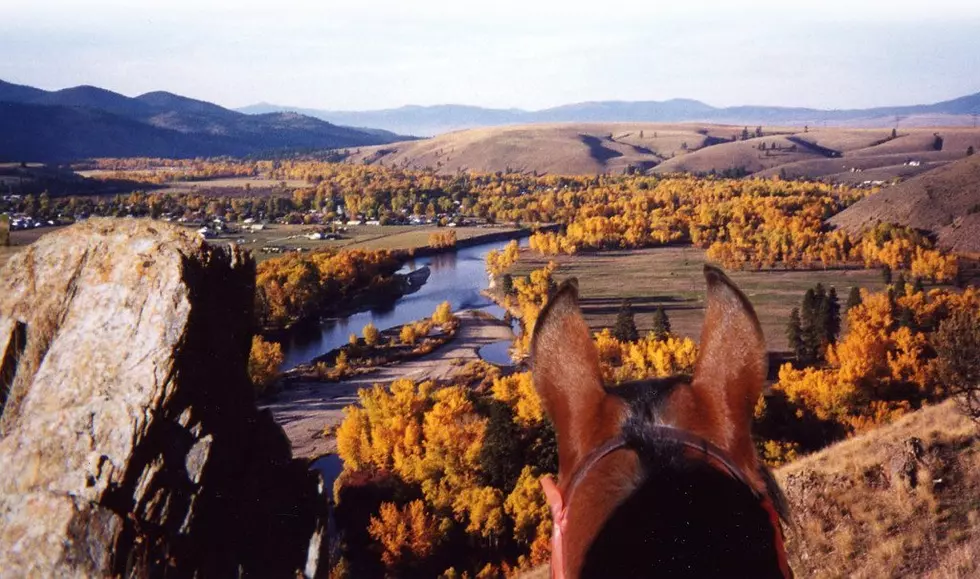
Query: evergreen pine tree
826 287 841 343
847 286 862 311
800 288 821 363
612 300 639 342
912 277 925 294
894 272 907 297
814 283 829 345
786 308 804 362
882 265 892 285
651 306 671 341
897 307 915 330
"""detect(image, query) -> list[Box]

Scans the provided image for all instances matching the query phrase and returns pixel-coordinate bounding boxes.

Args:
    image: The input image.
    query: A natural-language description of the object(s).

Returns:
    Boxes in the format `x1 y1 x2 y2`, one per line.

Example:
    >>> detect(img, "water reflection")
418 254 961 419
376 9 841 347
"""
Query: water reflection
278 236 527 368
478 341 514 366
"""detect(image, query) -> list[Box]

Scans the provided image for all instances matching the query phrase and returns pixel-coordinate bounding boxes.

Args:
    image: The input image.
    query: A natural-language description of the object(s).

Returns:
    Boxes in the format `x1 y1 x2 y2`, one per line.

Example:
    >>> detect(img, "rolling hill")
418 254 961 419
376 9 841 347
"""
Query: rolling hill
341 123 980 181
829 154 980 254
241 92 980 137
0 79 406 162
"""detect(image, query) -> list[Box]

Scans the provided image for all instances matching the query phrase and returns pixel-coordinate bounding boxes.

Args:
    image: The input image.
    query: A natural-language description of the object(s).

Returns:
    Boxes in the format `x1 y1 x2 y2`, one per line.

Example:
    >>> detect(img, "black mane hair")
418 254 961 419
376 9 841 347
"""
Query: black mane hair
581 378 790 578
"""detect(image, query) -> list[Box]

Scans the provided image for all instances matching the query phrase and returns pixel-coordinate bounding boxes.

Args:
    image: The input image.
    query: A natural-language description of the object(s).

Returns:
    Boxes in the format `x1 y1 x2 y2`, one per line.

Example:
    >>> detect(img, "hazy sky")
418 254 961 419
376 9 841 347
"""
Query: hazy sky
2 0 979 111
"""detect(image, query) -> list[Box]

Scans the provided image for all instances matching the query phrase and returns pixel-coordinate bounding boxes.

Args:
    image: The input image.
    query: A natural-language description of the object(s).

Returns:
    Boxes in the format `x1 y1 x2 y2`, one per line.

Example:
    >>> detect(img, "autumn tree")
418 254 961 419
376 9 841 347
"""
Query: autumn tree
248 336 283 395
363 322 380 346
651 305 671 341
612 300 639 342
335 350 350 372
400 324 418 345
429 230 457 249
933 310 980 425
368 500 440 571
433 301 454 325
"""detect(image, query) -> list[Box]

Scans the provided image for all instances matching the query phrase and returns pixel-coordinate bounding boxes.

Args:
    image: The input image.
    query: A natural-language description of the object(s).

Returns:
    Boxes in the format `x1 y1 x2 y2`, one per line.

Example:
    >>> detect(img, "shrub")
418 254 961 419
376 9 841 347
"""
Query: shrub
400 324 418 345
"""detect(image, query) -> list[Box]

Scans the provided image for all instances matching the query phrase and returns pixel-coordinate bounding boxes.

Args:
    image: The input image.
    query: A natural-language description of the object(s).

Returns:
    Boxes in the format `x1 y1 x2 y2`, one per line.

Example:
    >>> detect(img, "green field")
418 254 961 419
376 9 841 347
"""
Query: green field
509 246 892 352
220 223 519 261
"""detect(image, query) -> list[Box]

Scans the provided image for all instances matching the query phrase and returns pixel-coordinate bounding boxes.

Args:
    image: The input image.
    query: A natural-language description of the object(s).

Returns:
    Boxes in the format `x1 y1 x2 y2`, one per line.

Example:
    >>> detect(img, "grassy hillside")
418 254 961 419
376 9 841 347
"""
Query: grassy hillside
829 154 980 253
347 124 980 180
345 123 735 175
777 400 979 578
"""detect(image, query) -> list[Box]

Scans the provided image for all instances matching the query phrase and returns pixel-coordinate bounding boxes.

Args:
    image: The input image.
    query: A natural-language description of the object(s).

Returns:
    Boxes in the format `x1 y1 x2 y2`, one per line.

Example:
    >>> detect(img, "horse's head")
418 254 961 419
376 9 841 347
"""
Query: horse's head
531 265 791 578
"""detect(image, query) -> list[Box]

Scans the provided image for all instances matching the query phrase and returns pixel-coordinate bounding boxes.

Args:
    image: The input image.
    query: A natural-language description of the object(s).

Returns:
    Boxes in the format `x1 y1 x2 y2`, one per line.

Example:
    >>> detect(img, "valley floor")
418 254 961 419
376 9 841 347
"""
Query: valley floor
508 246 890 352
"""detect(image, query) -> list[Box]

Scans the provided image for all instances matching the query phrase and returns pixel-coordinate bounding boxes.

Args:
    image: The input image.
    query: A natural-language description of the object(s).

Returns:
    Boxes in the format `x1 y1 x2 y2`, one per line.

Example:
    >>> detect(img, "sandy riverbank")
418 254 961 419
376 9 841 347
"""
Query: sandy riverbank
262 310 516 460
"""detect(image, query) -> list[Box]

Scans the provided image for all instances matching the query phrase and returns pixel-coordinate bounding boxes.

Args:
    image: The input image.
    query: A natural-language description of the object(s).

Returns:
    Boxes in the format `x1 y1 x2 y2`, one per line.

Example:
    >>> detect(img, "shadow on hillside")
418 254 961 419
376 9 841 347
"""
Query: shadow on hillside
579 134 624 163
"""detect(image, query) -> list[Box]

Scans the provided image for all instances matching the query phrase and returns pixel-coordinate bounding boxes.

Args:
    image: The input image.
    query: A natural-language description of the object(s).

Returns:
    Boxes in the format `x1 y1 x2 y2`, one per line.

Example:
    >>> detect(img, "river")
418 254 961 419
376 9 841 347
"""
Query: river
278 236 527 369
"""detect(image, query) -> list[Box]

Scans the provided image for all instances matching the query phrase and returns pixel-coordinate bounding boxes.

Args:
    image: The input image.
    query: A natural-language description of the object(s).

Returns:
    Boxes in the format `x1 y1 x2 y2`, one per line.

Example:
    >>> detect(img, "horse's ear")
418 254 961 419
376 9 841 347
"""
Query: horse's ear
690 265 767 458
531 279 610 472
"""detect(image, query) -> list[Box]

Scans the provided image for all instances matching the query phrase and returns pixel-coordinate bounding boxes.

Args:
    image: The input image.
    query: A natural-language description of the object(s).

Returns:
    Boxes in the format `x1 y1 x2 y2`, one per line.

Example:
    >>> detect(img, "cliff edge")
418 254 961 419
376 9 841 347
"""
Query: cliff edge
0 219 328 577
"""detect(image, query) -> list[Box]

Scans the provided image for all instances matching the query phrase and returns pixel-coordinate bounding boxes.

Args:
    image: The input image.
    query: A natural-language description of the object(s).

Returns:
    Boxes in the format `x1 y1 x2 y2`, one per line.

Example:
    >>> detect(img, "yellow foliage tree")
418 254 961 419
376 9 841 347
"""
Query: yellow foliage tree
248 335 283 394
433 301 454 325
400 324 418 345
429 230 458 249
592 329 699 384
504 466 551 549
335 379 434 478
363 322 380 346
368 500 440 569
491 372 545 426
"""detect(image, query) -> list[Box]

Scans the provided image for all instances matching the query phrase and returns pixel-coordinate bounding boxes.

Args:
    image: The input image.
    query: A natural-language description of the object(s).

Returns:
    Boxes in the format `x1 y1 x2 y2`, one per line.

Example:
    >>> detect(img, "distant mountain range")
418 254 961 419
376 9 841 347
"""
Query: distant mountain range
0 80 408 162
240 93 980 137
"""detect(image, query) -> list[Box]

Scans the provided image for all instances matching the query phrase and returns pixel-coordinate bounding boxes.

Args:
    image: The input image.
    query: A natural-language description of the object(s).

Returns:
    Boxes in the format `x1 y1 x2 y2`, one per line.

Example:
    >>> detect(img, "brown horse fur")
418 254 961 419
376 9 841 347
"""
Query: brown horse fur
531 265 788 578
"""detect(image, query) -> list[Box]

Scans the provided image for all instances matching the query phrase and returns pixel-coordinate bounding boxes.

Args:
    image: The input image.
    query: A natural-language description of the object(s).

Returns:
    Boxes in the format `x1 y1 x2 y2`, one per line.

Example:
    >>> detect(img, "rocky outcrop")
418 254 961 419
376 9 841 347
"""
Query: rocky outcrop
0 219 328 577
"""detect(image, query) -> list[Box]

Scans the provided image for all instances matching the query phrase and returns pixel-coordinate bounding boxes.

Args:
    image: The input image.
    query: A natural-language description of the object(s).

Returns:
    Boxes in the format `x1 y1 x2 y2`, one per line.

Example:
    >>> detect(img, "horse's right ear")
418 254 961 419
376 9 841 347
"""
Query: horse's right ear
531 280 612 474
687 265 767 485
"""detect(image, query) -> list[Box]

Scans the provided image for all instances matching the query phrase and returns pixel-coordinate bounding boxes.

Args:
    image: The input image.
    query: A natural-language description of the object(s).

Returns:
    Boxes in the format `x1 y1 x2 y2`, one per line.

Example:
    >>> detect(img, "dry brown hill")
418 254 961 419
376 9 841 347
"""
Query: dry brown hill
777 400 979 578
829 154 980 253
345 124 980 182
345 123 736 175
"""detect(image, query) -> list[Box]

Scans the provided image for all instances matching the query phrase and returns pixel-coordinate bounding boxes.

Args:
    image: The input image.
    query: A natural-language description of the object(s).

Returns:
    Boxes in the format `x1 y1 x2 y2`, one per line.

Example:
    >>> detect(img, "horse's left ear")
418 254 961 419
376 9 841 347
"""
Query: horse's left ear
689 265 767 467
532 279 621 477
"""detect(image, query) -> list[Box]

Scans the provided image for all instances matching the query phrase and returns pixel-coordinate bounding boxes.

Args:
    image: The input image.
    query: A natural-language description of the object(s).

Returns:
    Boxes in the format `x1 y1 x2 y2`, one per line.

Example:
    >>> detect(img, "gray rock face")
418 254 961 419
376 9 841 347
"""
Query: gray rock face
0 219 327 577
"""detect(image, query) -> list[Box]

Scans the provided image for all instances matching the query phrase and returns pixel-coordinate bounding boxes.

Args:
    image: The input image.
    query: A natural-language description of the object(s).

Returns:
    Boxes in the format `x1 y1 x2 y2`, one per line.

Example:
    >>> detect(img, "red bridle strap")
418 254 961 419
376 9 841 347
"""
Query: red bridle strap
542 426 792 579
